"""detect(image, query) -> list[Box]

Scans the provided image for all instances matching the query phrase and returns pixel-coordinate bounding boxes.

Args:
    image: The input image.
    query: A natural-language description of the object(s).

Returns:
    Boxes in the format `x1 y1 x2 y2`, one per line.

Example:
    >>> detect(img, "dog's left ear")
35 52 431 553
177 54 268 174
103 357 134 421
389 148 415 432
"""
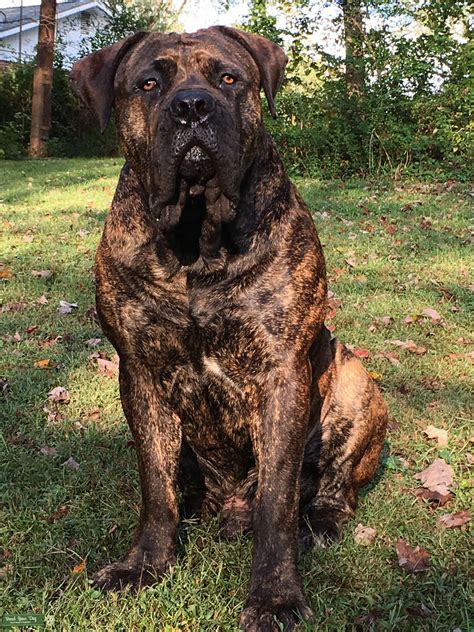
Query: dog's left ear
71 31 148 132
212 26 287 119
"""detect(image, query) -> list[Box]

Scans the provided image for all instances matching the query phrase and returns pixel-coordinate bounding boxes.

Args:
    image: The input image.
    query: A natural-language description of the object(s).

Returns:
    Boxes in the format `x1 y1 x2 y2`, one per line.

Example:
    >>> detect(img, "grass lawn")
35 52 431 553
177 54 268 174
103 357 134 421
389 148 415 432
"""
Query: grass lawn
0 158 472 631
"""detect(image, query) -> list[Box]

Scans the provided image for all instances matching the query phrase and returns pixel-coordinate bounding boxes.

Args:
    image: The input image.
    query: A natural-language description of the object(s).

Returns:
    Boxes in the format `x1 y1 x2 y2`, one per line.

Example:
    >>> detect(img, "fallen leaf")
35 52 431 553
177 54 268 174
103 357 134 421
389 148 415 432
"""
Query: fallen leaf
374 351 401 365
414 458 454 495
6 431 35 449
62 456 80 470
0 301 28 313
353 608 382 626
407 603 432 619
43 407 65 423
437 511 470 528
39 334 62 349
448 351 474 363
354 523 377 545
404 314 423 324
32 269 52 279
39 445 57 457
3 331 21 343
48 386 71 404
387 339 427 355
85 337 102 348
44 505 69 523
0 564 13 578
422 308 442 323
25 325 39 335
71 559 86 574
367 370 383 381
0 266 13 280
37 294 48 305
84 306 99 323
385 223 398 234
423 425 448 447
396 538 431 573
84 407 100 420
388 418 401 432
414 487 453 507
95 355 119 377
34 359 55 369
344 257 357 268
58 300 78 315
353 348 369 359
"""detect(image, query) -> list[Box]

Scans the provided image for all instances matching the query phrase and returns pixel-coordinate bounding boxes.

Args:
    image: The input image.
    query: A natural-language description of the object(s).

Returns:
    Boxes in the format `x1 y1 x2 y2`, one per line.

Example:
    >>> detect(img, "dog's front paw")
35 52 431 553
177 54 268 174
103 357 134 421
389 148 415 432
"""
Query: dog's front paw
92 553 174 592
239 591 312 631
299 507 347 550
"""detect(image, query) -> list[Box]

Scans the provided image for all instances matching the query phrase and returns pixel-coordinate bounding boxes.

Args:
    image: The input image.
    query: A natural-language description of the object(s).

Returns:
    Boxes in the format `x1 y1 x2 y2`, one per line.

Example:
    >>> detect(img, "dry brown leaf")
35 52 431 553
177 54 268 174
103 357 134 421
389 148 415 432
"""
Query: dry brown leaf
48 386 71 404
448 351 474 363
414 487 452 507
422 308 442 323
368 370 383 381
71 559 86 574
85 337 102 347
423 425 448 447
39 445 57 457
396 538 431 573
407 603 432 619
0 266 13 280
58 300 78 315
62 457 80 470
25 325 39 335
353 348 369 359
43 407 65 423
387 339 427 355
354 523 377 545
3 331 21 343
44 505 69 524
96 356 119 377
353 609 382 626
34 359 55 369
374 351 401 366
32 269 52 279
437 511 471 529
414 458 453 495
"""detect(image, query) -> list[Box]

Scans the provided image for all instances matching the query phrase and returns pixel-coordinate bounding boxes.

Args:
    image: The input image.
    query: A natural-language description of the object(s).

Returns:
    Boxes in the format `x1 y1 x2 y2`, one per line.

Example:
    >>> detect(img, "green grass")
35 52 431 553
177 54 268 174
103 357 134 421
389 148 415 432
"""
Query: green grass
1 158 472 631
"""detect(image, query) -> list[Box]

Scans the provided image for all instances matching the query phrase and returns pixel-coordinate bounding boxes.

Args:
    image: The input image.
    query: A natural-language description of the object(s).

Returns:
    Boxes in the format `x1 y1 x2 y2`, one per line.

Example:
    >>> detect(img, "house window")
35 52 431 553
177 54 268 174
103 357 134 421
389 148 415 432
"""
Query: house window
80 12 91 35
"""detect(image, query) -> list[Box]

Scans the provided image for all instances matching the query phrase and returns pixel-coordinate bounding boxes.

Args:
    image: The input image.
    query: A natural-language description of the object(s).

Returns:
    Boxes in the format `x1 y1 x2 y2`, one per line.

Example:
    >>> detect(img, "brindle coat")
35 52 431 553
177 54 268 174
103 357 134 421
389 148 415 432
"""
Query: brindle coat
72 26 388 631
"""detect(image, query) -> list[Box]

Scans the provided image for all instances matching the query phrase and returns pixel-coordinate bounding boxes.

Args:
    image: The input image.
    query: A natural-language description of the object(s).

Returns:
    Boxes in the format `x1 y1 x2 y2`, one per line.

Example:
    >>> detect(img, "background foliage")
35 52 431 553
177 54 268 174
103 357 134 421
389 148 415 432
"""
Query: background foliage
0 0 472 179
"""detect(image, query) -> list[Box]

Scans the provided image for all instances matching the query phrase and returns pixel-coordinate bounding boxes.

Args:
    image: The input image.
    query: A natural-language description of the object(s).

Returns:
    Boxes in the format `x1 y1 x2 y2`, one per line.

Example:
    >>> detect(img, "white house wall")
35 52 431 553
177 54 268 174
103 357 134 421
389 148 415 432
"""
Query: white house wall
0 8 109 65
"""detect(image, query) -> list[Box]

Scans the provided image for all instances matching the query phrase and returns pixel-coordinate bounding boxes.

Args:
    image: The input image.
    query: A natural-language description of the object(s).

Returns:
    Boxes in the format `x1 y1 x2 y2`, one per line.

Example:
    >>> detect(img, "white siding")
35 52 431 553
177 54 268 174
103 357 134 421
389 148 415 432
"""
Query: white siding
0 6 110 64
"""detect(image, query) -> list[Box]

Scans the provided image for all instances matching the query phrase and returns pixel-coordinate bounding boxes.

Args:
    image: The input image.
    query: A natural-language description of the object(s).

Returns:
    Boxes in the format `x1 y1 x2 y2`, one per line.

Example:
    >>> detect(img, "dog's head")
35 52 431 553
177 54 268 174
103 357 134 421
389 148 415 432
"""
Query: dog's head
71 27 287 224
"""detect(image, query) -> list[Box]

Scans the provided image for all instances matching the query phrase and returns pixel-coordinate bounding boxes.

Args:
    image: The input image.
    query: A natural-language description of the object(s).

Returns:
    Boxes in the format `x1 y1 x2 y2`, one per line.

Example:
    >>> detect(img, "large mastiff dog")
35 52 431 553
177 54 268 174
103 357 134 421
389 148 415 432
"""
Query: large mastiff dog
72 27 388 631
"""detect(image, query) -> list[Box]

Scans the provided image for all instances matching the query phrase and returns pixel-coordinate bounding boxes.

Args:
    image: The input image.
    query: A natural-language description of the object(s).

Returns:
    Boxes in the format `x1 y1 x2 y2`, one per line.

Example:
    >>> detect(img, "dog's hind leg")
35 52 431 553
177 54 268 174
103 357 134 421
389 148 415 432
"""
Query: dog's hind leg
300 328 387 549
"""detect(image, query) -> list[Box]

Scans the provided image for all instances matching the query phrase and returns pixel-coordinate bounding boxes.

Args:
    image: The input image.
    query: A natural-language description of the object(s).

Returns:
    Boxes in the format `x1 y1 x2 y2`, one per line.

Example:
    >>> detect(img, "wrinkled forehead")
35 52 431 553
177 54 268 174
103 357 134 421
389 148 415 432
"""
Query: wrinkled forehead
117 30 260 82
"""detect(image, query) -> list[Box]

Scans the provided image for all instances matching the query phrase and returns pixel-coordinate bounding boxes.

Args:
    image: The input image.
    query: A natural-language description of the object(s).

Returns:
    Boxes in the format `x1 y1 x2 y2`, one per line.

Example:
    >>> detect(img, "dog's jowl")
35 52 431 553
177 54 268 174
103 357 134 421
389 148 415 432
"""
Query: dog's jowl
72 26 388 631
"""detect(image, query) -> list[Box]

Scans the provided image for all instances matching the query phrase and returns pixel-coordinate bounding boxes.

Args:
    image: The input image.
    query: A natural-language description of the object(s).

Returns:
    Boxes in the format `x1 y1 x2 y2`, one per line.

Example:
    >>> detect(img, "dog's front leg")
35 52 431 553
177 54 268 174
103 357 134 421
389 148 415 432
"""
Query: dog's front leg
93 360 181 592
240 361 313 632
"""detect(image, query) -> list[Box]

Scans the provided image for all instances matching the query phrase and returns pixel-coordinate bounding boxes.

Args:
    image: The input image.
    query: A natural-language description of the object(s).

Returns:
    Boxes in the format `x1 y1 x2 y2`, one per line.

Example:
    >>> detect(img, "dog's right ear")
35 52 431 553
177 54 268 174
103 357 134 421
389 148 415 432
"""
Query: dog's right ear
71 32 148 133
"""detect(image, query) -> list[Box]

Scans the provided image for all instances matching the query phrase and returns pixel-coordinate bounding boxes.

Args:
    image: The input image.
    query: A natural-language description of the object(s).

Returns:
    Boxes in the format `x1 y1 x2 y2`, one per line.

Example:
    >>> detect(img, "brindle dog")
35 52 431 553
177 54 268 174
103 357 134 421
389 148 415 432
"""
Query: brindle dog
72 26 388 631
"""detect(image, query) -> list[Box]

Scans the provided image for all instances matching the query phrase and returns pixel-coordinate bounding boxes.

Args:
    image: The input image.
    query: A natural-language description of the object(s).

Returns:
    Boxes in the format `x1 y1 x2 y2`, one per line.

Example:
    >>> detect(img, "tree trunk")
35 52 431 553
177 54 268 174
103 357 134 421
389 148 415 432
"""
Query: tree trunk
28 0 57 158
342 0 365 97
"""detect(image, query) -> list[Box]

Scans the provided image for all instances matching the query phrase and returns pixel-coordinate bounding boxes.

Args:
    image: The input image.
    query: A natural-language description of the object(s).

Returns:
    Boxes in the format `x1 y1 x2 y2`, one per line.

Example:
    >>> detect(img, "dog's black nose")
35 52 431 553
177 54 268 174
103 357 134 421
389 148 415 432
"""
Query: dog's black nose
170 90 215 125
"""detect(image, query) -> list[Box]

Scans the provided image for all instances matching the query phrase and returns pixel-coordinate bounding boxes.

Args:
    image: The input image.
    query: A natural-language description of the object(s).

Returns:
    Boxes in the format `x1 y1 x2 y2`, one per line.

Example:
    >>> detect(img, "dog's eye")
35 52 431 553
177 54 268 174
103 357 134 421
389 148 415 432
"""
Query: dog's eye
139 78 159 92
220 74 236 86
